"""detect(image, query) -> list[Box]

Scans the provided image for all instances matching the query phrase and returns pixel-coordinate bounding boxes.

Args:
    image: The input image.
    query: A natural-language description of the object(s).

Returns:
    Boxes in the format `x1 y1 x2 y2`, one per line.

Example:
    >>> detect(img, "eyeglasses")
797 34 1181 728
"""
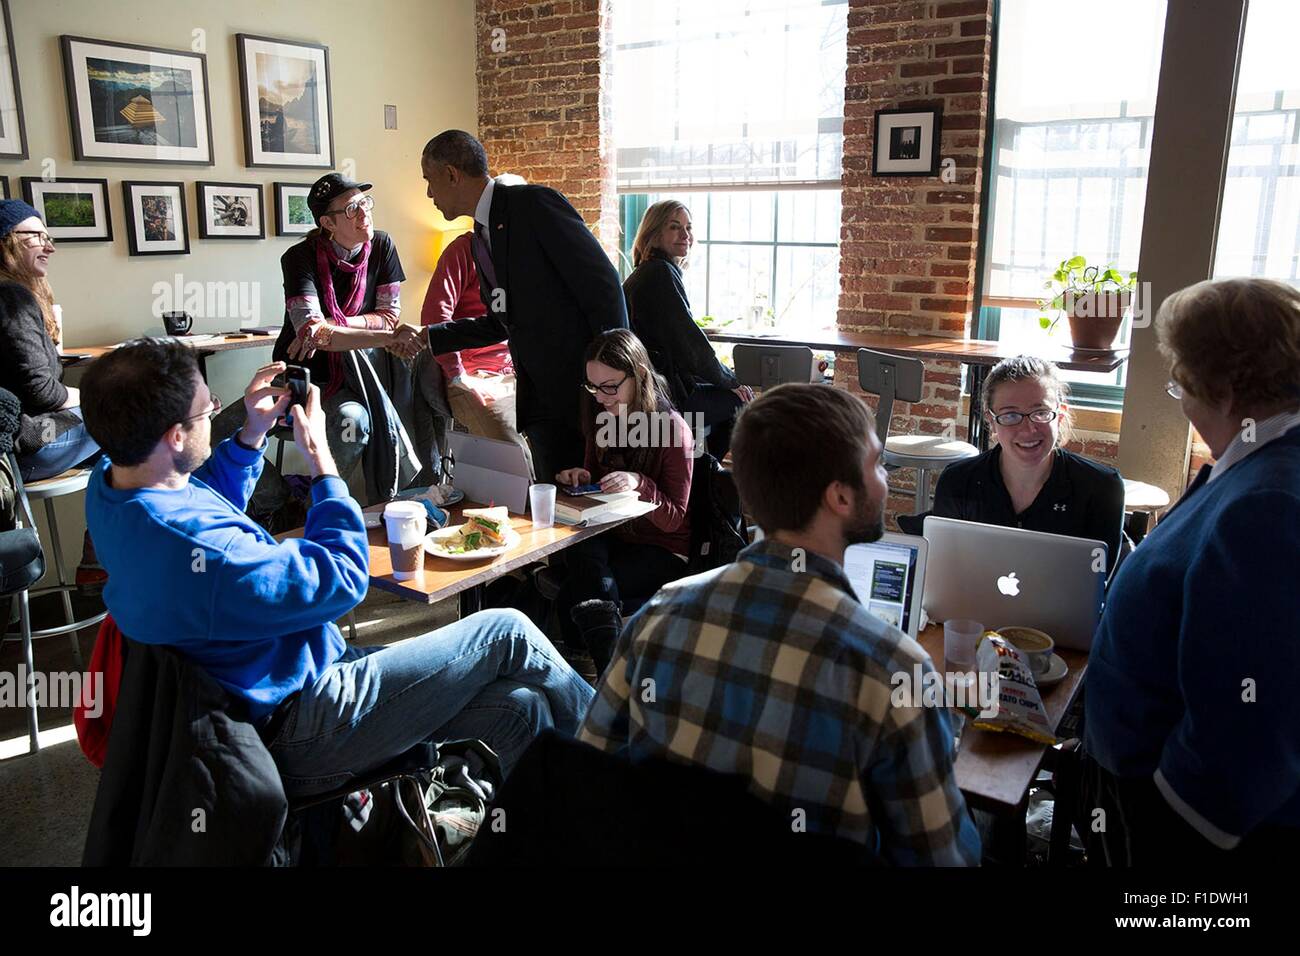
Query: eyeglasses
325 195 374 220
991 408 1058 427
181 393 222 425
583 375 629 396
12 230 54 248
1166 380 1184 400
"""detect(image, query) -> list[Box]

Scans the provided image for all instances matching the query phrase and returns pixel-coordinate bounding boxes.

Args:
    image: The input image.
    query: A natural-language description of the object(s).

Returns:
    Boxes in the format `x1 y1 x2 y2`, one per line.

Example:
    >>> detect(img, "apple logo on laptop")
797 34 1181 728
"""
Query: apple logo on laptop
997 571 1021 597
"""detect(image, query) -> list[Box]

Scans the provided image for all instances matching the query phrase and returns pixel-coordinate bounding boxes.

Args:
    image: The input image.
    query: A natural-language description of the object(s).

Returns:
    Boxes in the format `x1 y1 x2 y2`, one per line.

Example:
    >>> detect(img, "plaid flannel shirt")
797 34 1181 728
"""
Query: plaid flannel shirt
580 538 981 866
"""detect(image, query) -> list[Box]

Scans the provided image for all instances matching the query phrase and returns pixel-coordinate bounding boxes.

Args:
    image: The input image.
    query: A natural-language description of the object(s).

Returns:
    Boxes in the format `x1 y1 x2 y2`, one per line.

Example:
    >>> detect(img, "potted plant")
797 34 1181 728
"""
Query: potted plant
1037 256 1138 351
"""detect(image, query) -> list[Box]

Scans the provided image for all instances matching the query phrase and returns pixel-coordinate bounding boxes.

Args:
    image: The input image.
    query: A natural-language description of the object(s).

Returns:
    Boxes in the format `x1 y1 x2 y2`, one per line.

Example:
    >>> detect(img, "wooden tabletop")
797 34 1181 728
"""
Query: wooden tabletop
915 623 1088 812
705 326 1129 373
282 500 637 606
63 331 280 363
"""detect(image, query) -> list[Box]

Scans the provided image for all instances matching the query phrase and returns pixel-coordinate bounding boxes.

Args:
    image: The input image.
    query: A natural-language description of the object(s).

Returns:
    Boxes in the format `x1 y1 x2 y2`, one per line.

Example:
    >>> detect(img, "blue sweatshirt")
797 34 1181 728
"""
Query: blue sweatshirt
1085 427 1300 846
84 437 369 720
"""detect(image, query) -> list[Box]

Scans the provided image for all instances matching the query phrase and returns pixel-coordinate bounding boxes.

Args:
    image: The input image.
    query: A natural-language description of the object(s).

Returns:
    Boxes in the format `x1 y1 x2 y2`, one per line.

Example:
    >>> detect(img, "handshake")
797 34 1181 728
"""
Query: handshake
386 323 428 361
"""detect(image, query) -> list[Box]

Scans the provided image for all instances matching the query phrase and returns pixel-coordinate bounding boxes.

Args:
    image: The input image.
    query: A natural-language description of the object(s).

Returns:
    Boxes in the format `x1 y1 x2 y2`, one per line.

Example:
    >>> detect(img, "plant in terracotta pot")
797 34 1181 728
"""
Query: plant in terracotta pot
1037 256 1138 351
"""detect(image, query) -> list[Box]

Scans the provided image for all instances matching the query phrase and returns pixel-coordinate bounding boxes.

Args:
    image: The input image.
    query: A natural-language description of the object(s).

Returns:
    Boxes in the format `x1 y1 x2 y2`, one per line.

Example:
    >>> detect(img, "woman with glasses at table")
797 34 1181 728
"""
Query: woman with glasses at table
1078 277 1300 864
907 354 1125 574
550 329 695 678
623 201 753 457
0 201 101 482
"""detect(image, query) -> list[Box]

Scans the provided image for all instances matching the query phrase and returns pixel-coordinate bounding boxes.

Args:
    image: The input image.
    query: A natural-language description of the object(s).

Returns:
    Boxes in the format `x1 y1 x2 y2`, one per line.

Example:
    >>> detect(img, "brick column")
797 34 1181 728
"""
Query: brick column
475 0 620 258
835 0 994 517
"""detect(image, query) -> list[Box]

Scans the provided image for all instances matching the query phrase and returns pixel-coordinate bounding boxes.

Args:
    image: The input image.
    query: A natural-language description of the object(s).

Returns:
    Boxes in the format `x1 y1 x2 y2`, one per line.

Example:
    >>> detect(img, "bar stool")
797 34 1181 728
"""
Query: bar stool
732 344 815 389
1122 478 1170 544
857 348 978 514
6 463 107 752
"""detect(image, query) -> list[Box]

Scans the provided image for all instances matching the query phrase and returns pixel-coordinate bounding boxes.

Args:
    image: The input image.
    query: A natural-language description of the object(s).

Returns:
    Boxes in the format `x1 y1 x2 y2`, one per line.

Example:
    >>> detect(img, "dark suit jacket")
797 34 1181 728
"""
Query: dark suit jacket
623 252 738 410
423 184 628 431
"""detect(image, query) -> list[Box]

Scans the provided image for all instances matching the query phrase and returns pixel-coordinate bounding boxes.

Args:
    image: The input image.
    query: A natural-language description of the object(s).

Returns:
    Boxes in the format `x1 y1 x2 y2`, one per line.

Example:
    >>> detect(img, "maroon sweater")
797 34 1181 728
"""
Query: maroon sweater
582 409 693 556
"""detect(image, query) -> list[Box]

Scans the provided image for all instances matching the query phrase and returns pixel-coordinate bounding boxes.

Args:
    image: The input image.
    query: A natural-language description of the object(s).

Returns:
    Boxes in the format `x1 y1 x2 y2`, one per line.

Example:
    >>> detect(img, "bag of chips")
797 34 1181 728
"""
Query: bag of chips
970 632 1055 745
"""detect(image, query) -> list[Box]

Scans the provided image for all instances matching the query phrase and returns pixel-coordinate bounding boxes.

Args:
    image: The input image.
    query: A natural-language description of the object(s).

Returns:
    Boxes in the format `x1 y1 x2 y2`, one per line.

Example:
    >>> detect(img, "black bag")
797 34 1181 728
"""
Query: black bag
283 738 502 867
687 452 747 573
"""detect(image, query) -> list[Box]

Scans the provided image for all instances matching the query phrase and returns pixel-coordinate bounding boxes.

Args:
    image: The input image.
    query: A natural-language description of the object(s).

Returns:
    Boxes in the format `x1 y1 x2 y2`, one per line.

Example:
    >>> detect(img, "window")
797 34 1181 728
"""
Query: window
978 0 1168 405
613 0 847 331
1213 0 1300 286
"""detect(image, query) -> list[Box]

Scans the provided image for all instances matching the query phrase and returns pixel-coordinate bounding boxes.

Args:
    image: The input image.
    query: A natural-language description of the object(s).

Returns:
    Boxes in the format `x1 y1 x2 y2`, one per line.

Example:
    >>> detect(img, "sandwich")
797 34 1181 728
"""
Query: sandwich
461 506 509 548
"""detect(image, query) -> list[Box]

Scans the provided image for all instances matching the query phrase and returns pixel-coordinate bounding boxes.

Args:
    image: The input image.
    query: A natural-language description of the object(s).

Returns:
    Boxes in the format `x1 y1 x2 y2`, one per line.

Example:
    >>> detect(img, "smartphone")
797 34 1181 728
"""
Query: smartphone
284 365 310 427
564 483 603 496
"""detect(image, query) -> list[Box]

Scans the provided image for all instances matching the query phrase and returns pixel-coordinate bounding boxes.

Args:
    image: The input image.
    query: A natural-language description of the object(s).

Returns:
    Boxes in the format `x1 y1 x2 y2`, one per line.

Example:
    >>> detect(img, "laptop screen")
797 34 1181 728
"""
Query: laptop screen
844 537 923 636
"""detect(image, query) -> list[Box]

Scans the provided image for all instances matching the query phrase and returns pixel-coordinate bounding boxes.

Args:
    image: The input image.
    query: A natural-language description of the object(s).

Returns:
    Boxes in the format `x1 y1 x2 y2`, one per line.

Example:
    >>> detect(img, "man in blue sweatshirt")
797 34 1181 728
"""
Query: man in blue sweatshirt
80 339 593 797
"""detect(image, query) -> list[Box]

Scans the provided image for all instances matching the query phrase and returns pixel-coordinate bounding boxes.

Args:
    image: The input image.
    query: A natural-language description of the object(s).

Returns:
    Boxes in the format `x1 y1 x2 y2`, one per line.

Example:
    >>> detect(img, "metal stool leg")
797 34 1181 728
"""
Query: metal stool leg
43 498 83 668
913 466 933 514
345 609 357 641
19 588 39 753
275 434 285 473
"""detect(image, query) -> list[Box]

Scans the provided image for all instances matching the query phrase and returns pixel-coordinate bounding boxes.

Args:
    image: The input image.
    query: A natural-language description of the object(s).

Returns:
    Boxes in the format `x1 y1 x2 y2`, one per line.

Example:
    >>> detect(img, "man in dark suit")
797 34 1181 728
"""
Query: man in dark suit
420 130 628 483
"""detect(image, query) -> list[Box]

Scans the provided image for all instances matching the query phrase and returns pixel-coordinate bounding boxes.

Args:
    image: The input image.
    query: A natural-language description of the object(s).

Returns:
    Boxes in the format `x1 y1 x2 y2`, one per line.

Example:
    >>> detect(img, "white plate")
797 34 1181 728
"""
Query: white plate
424 522 520 562
1035 653 1069 689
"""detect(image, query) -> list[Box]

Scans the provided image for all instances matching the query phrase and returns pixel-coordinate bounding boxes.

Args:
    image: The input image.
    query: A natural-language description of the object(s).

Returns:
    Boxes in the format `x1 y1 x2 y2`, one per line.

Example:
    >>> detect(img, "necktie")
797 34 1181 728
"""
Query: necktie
470 225 499 292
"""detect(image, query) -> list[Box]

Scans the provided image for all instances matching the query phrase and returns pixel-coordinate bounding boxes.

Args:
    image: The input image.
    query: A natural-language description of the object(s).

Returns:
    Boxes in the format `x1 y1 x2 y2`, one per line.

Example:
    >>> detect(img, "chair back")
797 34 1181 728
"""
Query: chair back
857 348 924 445
732 344 814 389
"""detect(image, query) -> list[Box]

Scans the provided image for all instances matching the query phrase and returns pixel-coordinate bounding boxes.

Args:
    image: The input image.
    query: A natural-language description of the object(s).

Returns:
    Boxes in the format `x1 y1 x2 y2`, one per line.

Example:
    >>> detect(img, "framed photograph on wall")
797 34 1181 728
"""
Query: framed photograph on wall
236 34 333 169
195 181 264 239
122 180 189 256
0 176 9 199
0 1 28 158
21 177 112 242
274 182 314 236
59 35 213 165
872 107 943 177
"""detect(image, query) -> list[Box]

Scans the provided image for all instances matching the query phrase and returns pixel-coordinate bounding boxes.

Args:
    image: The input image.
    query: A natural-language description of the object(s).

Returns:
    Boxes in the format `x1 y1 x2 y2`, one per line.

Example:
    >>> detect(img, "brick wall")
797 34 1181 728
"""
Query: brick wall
474 0 619 256
836 0 995 522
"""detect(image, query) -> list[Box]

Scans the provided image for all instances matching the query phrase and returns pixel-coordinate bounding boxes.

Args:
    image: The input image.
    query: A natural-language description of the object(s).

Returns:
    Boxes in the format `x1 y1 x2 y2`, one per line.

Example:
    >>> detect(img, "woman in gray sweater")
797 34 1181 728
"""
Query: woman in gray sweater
0 201 99 482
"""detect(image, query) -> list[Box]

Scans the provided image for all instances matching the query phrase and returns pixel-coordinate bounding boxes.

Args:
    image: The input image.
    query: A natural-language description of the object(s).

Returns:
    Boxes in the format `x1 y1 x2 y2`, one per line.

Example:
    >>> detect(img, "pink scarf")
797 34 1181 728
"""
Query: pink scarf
313 235 372 396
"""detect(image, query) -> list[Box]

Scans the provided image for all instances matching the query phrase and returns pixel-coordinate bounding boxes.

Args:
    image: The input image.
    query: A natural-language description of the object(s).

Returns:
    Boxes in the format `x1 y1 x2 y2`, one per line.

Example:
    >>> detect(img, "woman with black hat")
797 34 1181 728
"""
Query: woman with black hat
0 200 100 481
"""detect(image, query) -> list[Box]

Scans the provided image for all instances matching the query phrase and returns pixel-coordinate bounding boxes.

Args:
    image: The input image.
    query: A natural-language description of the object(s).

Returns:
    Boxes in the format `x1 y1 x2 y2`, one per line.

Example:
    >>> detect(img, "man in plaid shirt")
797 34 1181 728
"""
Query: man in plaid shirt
580 383 980 865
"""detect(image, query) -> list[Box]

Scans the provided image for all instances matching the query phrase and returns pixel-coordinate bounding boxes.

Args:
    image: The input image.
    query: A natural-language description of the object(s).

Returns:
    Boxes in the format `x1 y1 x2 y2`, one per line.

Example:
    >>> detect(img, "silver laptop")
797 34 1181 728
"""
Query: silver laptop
448 432 531 514
921 516 1106 650
844 532 928 640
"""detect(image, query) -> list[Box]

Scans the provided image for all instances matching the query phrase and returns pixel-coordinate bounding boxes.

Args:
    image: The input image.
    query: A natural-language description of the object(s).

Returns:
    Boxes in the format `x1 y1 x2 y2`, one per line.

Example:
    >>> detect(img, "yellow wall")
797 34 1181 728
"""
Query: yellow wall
5 0 477 574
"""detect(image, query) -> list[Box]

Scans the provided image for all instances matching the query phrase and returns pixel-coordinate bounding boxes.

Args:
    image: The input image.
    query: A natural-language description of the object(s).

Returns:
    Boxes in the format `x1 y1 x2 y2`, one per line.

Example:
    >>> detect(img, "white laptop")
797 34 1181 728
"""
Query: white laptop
448 432 531 514
921 516 1106 650
843 532 928 640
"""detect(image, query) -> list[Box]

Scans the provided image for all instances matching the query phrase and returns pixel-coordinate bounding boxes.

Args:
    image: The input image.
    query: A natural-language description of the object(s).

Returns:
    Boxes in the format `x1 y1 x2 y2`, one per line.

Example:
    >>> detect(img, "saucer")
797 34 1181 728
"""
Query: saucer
1035 653 1069 689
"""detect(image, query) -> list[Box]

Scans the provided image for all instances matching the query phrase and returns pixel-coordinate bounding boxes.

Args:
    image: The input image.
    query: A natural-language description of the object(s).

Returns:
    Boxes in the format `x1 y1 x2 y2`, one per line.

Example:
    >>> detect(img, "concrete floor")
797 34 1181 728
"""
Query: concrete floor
0 586 460 866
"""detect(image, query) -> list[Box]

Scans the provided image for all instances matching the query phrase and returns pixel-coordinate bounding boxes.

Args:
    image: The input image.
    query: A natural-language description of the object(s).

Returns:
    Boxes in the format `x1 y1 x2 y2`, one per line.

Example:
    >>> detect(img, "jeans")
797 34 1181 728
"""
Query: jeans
17 408 102 482
265 608 595 797
557 534 688 648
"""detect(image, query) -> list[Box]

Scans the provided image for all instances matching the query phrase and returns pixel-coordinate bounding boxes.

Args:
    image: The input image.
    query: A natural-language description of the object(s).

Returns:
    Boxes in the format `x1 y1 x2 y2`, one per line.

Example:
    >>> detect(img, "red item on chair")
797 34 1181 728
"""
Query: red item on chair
73 615 126 768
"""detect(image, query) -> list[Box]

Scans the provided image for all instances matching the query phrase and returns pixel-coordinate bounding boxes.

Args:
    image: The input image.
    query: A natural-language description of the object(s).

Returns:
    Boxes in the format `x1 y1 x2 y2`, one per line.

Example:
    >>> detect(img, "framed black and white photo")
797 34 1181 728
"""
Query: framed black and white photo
236 35 333 169
21 177 112 242
0 176 9 200
122 180 189 256
0 1 28 158
274 182 314 236
195 181 264 239
872 108 942 177
60 35 213 165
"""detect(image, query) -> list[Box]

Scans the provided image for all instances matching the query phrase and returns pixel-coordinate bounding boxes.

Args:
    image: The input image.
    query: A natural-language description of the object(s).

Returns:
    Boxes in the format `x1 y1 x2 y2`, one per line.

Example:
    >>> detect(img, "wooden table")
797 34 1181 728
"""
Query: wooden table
915 622 1088 813
284 500 638 617
706 325 1129 451
62 329 281 378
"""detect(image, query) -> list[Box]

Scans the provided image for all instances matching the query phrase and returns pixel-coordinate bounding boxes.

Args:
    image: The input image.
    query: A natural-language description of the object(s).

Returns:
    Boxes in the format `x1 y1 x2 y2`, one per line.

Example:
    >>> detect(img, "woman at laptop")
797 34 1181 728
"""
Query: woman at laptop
1080 277 1300 863
552 329 694 677
914 355 1124 573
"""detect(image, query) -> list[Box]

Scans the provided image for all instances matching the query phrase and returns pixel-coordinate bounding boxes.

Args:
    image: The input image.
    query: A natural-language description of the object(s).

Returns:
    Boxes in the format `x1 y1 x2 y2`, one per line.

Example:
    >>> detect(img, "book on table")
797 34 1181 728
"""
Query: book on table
553 489 640 524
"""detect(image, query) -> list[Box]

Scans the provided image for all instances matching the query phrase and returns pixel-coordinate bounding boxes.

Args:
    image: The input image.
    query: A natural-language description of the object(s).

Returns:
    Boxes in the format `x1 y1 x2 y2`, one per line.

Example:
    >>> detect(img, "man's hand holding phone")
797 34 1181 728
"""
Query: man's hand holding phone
238 362 291 449
289 383 337 479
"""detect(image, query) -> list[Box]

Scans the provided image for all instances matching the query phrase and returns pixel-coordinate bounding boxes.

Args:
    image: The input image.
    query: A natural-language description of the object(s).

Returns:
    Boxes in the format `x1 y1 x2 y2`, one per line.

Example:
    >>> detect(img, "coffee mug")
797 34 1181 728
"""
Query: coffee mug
997 626 1055 678
163 311 193 336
